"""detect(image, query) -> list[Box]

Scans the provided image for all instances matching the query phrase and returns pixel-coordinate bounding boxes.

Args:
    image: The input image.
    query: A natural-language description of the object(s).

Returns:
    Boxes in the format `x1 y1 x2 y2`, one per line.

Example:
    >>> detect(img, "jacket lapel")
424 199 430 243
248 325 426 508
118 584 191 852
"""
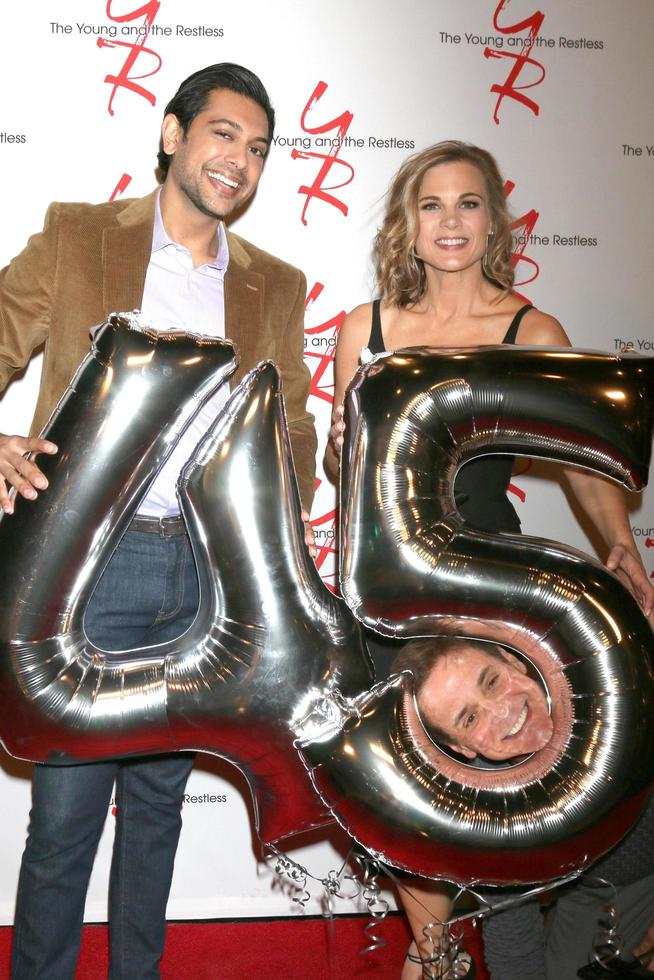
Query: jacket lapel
101 197 263 390
224 231 264 389
101 191 158 313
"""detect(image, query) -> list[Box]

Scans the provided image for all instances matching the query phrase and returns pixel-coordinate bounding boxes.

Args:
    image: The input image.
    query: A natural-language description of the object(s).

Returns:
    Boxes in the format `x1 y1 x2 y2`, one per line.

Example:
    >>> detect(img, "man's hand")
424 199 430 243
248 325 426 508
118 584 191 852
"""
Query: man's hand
0 434 58 514
606 543 654 626
634 920 654 972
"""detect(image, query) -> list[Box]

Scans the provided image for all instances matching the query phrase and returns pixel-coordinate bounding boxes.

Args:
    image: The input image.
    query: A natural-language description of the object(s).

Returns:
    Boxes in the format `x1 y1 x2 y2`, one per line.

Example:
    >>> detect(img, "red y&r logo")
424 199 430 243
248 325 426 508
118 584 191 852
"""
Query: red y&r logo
508 458 532 504
304 282 346 405
484 2 546 124
109 173 133 201
291 82 355 226
310 479 338 593
646 536 654 580
505 179 540 289
99 1 162 116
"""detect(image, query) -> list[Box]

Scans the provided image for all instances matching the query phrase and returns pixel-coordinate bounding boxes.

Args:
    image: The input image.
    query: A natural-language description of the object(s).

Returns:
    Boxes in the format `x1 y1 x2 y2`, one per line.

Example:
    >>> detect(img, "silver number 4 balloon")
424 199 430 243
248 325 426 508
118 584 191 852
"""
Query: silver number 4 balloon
0 315 372 846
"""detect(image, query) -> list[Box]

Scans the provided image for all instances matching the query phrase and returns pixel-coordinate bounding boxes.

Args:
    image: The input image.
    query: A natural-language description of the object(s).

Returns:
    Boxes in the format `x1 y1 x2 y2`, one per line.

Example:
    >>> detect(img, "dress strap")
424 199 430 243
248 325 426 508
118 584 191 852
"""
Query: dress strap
368 299 385 354
503 304 533 344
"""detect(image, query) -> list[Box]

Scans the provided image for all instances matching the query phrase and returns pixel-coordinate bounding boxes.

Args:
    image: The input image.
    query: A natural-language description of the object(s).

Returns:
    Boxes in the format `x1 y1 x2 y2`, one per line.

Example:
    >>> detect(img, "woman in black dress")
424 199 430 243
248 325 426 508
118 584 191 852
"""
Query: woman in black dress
326 140 654 980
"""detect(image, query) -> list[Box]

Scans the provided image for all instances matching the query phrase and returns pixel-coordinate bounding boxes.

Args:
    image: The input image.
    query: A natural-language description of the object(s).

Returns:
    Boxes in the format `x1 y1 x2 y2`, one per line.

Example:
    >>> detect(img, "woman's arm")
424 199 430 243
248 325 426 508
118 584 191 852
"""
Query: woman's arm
519 310 654 621
562 468 654 620
324 302 373 482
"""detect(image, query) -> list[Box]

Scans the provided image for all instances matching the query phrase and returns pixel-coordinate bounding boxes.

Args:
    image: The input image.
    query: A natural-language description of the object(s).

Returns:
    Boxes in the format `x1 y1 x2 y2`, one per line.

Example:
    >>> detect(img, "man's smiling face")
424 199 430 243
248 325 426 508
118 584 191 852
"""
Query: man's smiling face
418 644 553 761
161 88 270 221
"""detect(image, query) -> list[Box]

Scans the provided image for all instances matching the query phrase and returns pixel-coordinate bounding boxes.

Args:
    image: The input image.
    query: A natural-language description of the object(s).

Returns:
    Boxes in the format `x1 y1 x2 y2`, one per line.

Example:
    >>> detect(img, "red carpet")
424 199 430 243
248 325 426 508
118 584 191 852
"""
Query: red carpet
0 914 488 978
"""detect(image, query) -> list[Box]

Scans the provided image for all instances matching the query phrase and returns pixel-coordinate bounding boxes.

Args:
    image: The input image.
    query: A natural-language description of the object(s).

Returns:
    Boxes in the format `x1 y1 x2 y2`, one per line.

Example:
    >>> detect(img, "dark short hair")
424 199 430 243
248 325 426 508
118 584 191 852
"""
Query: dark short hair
392 637 507 745
157 63 275 178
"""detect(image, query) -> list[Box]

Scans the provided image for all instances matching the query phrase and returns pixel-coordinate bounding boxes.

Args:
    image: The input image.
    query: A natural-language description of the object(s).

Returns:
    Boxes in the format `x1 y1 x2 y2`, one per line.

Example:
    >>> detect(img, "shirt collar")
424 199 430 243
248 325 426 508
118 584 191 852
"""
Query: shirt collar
152 190 229 272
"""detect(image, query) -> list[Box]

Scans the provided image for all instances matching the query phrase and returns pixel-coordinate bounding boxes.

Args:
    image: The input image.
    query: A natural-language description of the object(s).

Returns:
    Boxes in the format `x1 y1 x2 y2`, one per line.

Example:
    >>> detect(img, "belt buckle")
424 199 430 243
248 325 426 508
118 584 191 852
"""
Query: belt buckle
159 514 183 538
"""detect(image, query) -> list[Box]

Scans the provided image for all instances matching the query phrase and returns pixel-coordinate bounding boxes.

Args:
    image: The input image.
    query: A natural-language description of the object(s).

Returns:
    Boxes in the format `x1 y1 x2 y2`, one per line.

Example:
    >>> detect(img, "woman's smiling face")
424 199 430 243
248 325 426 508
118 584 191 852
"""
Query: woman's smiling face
414 160 492 276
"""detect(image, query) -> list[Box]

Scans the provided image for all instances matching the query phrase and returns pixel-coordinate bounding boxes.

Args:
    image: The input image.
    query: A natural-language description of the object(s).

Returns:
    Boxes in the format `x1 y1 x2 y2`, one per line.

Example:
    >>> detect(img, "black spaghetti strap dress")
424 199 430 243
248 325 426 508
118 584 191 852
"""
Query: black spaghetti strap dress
362 298 532 676
367 298 532 535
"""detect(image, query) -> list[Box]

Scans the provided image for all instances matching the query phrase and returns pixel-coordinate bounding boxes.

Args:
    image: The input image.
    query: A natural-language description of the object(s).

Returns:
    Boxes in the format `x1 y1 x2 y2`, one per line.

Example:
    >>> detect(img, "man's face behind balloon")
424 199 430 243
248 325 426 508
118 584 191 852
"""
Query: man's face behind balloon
419 645 554 761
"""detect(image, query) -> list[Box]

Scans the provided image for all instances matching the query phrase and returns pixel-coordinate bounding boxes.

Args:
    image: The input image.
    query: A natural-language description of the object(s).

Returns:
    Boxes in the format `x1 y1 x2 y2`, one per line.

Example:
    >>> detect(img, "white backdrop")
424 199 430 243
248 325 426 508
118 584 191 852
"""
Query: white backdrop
1 0 653 922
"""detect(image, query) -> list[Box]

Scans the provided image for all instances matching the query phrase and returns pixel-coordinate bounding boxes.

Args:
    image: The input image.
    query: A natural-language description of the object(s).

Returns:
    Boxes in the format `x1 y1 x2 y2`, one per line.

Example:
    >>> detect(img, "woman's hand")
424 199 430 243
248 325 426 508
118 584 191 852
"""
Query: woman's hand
301 510 318 560
323 404 346 483
561 467 654 629
606 543 654 625
329 405 345 456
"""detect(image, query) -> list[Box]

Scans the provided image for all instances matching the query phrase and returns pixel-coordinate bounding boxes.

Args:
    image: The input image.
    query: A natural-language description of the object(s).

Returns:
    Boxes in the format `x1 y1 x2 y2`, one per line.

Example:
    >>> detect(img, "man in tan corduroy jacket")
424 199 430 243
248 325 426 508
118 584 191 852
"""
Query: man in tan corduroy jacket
1 63 316 980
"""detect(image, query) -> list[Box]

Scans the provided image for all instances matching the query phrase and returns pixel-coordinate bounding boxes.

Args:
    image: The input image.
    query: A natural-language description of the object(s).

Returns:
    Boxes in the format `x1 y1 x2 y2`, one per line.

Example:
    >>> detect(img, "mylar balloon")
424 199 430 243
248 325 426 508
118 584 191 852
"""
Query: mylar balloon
300 346 654 885
0 315 373 845
4 327 654 885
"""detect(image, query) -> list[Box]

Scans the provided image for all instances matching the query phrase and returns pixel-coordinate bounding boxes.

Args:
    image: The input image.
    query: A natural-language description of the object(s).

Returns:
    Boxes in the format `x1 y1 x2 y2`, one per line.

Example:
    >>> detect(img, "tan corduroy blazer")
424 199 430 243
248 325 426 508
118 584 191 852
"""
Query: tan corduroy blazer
0 190 316 508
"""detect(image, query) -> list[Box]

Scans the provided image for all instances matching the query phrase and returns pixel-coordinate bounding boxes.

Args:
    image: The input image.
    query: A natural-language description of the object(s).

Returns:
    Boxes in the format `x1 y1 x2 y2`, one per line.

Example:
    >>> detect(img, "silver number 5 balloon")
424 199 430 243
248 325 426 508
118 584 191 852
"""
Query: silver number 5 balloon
301 345 654 885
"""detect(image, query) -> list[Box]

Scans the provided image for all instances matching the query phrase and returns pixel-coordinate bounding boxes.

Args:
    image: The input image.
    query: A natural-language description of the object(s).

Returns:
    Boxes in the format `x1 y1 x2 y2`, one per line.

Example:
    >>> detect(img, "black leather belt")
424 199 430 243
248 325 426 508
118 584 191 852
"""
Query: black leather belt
129 515 187 538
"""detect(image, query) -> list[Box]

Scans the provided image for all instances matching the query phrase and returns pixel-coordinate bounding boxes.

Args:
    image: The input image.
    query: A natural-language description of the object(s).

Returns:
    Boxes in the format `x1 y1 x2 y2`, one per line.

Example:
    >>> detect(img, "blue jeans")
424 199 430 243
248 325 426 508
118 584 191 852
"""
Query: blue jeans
11 530 199 980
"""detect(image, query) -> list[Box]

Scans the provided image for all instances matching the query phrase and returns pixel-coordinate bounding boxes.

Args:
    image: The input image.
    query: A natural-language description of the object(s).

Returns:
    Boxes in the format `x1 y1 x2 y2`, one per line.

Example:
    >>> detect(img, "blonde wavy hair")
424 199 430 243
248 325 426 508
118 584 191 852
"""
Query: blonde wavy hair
375 141 515 307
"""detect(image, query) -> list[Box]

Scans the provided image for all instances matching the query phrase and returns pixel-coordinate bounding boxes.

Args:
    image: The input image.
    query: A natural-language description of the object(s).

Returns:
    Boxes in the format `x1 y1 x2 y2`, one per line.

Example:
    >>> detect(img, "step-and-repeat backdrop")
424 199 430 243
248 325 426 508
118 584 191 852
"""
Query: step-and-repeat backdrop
1 0 653 922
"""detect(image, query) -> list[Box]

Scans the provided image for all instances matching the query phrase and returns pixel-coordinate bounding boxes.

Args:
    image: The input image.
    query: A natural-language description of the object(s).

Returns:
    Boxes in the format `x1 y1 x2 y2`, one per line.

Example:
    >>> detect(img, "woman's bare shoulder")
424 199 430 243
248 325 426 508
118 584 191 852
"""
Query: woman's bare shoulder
341 301 374 333
337 301 376 353
517 307 571 346
333 302 377 398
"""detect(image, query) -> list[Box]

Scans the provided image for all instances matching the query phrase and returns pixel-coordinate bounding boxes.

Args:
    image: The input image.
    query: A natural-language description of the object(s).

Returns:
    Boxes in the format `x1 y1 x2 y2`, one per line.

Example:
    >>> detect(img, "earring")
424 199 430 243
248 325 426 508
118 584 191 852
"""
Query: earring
481 231 493 277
